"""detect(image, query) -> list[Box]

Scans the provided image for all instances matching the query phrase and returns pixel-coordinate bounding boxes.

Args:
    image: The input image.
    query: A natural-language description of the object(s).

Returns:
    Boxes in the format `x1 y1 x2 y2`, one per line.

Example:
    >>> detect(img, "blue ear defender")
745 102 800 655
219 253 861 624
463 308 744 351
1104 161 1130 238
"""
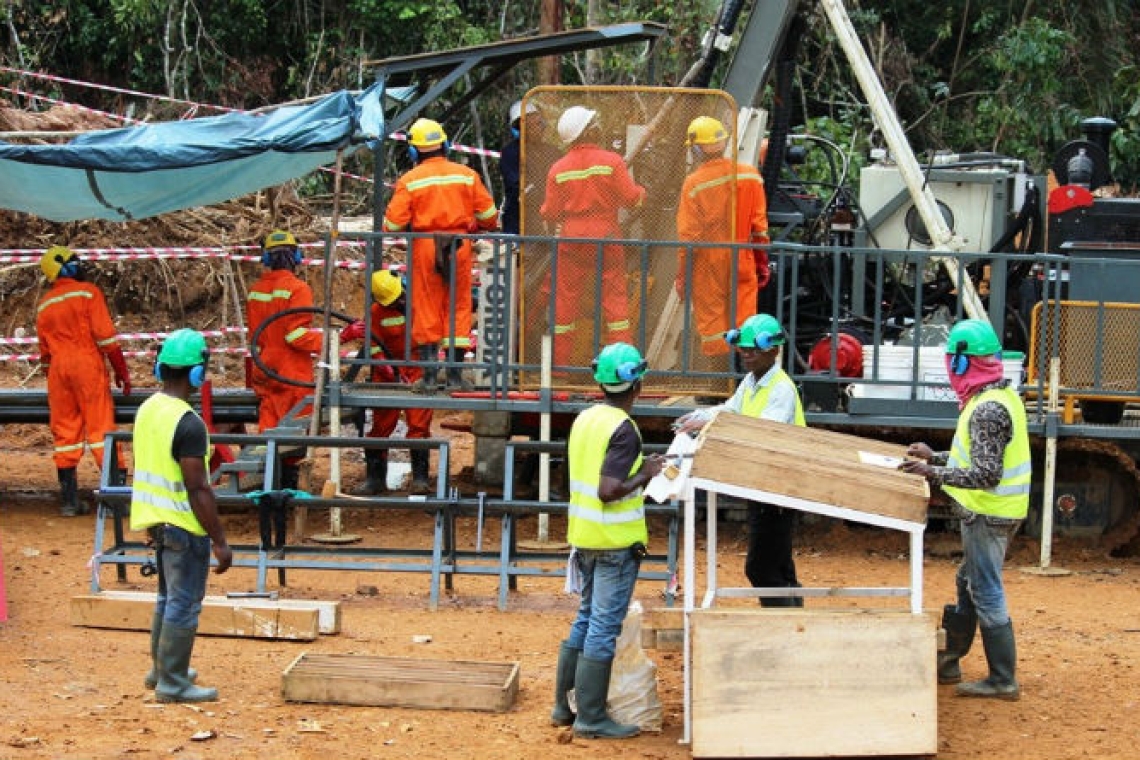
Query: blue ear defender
725 328 741 347
616 360 648 382
725 328 783 350
153 351 209 388
407 145 419 163
59 259 80 279
261 246 302 267
950 340 970 376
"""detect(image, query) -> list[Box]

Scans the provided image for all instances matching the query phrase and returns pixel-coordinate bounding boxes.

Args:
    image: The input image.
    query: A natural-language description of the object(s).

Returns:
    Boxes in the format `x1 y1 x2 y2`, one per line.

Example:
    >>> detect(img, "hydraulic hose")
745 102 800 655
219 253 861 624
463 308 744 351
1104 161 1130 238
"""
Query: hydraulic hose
248 306 358 389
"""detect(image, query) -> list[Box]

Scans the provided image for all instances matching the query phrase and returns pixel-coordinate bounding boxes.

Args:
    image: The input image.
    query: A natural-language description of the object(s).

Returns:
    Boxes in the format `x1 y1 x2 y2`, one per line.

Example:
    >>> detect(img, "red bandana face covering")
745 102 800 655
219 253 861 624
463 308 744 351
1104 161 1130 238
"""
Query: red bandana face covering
946 353 1005 409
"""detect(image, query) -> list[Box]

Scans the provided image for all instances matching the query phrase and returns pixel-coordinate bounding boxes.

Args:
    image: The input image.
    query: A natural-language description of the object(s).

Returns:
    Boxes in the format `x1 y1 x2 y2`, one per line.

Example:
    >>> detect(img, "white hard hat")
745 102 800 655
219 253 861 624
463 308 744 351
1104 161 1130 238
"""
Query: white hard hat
557 106 597 144
509 99 537 125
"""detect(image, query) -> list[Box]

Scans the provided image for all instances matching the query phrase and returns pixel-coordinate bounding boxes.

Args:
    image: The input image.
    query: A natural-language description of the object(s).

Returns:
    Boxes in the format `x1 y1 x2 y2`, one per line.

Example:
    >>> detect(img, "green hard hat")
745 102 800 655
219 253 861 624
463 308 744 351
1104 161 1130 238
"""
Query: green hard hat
946 319 1002 356
731 313 786 350
158 328 208 367
592 342 648 386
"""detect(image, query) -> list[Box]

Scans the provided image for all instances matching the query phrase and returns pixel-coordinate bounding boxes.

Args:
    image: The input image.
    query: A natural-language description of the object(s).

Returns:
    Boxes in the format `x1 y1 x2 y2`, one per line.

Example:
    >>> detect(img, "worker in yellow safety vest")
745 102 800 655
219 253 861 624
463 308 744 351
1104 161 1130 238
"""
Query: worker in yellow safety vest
901 318 1030 701
675 313 806 606
552 342 664 740
130 328 232 704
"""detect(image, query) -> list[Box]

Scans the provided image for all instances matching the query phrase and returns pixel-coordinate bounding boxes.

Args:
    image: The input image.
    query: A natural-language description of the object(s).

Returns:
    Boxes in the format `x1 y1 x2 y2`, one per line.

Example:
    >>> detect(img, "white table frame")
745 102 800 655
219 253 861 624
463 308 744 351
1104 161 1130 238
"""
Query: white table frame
680 477 927 745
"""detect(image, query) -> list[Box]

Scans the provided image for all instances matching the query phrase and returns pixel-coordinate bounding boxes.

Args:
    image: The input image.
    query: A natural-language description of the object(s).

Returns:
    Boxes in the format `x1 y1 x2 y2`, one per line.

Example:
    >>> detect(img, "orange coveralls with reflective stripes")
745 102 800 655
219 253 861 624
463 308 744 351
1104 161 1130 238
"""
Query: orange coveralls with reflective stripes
540 143 646 367
363 301 432 440
246 269 323 431
382 156 499 349
36 279 122 469
676 157 770 355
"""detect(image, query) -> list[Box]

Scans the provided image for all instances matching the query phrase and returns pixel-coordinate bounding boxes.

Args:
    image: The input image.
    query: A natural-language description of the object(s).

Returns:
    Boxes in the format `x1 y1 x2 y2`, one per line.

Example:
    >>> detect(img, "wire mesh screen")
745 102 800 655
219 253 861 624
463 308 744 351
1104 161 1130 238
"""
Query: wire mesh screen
516 85 750 395
1029 300 1140 394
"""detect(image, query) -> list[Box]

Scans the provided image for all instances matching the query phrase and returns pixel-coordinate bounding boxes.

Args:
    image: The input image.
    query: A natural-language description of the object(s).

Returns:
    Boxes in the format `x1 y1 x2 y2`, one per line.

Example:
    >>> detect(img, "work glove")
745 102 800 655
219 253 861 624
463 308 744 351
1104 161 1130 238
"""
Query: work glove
752 245 771 290
340 320 366 342
107 345 131 395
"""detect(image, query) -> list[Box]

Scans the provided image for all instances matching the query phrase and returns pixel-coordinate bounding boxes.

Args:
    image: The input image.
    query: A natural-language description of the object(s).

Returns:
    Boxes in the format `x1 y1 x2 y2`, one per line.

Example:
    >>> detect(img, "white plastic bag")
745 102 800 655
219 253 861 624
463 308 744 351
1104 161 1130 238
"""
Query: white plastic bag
606 601 664 731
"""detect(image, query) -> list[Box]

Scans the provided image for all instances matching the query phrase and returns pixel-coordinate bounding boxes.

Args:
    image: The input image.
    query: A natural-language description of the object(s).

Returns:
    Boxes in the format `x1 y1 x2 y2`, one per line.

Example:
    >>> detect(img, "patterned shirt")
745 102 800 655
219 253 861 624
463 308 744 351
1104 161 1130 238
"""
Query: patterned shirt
928 380 1013 490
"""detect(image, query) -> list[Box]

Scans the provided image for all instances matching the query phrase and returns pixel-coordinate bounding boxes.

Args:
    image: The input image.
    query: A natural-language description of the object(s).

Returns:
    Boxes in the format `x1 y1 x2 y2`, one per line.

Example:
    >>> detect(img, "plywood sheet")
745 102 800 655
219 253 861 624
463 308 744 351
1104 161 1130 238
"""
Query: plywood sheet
69 591 338 639
692 609 937 758
282 653 519 712
692 412 929 524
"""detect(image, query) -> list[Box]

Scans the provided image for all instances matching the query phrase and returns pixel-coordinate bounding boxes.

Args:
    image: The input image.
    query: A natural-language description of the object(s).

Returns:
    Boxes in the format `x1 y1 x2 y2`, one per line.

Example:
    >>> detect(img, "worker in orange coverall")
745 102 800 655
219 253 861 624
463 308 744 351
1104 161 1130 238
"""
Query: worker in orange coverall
340 270 435 495
246 230 323 488
676 116 770 359
36 245 131 516
541 105 646 369
382 117 499 392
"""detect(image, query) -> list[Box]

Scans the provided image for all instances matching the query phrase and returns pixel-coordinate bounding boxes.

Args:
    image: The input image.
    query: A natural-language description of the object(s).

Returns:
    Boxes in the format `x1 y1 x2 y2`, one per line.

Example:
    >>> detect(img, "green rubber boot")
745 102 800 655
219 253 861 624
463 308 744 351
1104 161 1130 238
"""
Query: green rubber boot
955 621 1020 701
155 624 217 703
550 641 581 727
571 655 639 739
144 611 196 689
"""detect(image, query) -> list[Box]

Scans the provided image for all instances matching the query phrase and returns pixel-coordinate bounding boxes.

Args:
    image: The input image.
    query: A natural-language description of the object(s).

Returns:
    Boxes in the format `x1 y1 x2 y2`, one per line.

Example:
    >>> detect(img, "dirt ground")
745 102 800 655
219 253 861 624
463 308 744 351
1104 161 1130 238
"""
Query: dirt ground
3 418 1140 760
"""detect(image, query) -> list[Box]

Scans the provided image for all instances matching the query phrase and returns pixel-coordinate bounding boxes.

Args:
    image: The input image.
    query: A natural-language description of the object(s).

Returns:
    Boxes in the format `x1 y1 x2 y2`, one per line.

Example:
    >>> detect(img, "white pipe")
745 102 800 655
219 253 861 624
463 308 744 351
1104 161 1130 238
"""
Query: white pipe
1040 358 1061 568
329 330 343 536
538 334 552 542
820 0 987 321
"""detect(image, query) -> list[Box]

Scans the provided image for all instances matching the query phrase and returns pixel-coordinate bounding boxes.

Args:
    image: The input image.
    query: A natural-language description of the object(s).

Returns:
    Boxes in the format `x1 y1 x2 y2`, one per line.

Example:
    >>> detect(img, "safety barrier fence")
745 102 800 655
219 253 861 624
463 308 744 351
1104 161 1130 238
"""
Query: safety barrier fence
91 431 679 610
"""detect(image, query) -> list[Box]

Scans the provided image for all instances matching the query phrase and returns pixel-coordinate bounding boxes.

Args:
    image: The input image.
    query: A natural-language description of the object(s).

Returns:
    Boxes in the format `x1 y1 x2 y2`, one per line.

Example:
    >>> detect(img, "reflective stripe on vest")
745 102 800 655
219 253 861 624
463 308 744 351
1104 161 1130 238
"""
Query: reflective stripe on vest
567 404 647 550
740 368 806 426
129 393 209 536
942 386 1031 519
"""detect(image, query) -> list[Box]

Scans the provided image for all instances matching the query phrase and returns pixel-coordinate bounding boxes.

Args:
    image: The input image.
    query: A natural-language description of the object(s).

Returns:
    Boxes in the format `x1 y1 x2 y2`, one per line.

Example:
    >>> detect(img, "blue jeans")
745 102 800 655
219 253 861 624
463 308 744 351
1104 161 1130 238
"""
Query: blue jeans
567 548 640 661
956 509 1021 630
154 524 212 629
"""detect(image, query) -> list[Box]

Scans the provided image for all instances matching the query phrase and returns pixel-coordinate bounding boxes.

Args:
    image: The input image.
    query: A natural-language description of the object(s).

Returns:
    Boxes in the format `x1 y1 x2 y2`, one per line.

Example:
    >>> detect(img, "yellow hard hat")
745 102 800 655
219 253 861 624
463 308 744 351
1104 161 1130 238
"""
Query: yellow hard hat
686 116 728 148
263 229 297 249
371 269 403 306
40 245 77 282
408 118 448 149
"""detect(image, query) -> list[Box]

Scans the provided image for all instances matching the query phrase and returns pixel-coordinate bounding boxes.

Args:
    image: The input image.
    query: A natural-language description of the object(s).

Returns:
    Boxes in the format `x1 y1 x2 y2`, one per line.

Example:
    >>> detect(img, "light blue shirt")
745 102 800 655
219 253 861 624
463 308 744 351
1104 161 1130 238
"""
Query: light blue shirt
691 362 798 424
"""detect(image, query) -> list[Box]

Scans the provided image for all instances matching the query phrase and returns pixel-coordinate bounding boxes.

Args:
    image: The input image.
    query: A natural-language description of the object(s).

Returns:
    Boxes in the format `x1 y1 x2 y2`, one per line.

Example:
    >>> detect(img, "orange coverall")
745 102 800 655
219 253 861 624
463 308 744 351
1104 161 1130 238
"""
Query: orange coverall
36 279 123 469
246 269 323 431
540 143 646 367
362 301 432 440
676 157 770 355
382 156 499 349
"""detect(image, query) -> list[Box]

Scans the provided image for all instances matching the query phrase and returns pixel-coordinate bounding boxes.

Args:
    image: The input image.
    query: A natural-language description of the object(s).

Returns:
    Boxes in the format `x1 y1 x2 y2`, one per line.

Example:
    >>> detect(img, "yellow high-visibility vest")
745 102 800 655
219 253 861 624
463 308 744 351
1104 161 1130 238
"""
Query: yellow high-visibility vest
740 368 806 425
567 404 647 550
942 386 1031 519
129 393 209 536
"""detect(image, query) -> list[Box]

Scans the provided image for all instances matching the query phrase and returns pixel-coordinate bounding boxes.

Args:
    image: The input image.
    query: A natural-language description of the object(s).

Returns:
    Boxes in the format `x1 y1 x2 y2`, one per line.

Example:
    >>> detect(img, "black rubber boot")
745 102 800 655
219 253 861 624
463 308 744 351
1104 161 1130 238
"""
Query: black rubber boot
409 450 432 495
411 344 439 395
349 450 388 496
155 624 217 703
938 602 977 684
550 640 581 727
572 655 639 739
57 467 81 517
956 620 1020 701
144 610 196 689
444 347 473 391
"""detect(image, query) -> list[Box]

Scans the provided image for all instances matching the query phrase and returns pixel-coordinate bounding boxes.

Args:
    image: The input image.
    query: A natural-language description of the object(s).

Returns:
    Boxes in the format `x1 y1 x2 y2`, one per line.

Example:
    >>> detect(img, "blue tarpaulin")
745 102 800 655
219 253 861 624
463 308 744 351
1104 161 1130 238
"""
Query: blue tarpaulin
0 83 390 222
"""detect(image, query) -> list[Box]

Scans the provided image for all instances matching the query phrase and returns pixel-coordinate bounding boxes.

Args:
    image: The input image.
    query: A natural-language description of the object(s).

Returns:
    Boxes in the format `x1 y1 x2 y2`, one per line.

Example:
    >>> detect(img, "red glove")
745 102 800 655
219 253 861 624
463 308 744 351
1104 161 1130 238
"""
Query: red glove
753 246 771 290
107 345 131 395
340 320 366 342
373 363 397 384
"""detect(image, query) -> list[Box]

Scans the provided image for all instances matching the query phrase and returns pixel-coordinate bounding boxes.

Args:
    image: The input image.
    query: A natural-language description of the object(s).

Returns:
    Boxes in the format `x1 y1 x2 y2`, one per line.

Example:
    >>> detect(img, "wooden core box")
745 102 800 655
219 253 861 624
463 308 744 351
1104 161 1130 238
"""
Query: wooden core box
692 609 937 758
282 653 520 712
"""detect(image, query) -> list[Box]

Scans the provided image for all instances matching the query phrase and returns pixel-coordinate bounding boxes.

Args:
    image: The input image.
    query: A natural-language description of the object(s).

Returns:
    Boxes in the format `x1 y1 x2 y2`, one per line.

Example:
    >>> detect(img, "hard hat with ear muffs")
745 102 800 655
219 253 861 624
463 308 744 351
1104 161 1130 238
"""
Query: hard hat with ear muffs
686 116 728 148
592 342 648 391
726 313 786 351
407 118 450 162
154 328 210 388
40 245 80 282
262 230 302 267
946 319 1003 375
